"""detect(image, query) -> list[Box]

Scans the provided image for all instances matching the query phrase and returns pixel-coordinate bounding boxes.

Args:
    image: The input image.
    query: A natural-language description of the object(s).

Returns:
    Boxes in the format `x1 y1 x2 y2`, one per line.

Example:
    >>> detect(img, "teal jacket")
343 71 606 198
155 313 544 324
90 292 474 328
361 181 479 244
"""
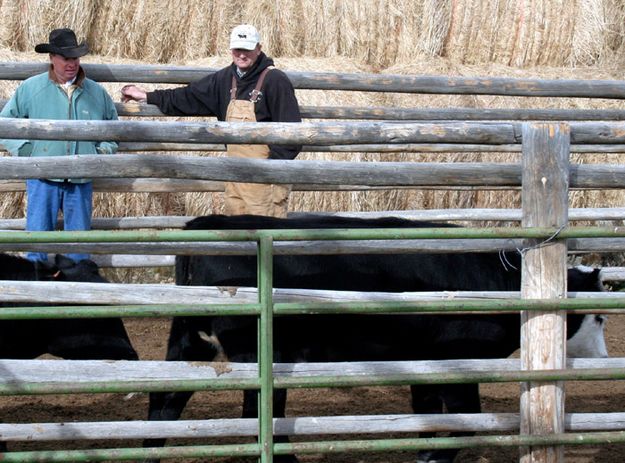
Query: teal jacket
0 68 118 183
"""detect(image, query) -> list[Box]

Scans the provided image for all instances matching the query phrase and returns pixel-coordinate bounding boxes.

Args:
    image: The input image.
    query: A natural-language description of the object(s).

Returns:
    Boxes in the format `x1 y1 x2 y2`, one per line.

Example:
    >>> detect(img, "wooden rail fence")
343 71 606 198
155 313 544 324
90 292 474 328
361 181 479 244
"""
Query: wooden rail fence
0 61 625 462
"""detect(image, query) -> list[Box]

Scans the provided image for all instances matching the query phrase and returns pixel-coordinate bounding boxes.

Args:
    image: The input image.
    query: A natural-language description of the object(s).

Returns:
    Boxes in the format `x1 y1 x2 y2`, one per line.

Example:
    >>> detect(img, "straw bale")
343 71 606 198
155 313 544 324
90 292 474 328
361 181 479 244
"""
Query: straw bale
571 0 609 65
0 0 23 49
600 0 625 66
0 0 94 52
87 0 247 62
273 0 450 70
441 0 617 67
1 0 625 69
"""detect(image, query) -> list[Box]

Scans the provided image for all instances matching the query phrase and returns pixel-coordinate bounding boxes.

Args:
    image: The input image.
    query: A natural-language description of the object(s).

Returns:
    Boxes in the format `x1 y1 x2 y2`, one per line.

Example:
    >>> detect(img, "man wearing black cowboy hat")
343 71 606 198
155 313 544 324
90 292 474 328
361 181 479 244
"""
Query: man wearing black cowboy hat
0 28 118 263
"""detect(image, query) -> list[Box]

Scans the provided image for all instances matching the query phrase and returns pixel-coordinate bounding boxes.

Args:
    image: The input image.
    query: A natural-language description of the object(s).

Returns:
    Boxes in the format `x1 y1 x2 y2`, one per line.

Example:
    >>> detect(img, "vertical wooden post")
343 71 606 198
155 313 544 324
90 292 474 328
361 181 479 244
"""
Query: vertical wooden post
520 123 570 463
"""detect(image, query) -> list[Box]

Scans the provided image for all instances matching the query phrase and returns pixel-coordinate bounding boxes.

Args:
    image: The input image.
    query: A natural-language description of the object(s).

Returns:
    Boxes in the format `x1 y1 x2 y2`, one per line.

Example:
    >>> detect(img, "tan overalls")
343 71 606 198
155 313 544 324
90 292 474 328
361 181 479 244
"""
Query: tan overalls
224 68 290 218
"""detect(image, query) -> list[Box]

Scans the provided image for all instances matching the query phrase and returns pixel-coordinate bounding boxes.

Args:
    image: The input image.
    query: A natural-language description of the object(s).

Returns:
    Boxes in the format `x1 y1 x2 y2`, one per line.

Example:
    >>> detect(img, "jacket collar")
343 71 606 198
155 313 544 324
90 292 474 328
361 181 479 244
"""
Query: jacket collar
231 52 274 82
48 65 85 87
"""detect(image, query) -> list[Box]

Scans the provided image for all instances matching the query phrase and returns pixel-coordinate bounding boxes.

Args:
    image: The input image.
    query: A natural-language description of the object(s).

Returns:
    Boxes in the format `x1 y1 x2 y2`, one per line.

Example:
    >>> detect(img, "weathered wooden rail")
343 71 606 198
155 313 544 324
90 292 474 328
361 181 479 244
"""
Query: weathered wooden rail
5 98 625 121
3 62 625 98
3 118 625 145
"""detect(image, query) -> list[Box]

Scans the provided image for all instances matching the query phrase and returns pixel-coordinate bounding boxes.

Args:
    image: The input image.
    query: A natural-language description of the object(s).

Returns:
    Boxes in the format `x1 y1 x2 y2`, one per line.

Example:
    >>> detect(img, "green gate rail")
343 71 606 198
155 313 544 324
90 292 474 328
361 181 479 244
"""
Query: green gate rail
3 431 625 463
0 225 624 243
1 298 625 320
0 367 625 396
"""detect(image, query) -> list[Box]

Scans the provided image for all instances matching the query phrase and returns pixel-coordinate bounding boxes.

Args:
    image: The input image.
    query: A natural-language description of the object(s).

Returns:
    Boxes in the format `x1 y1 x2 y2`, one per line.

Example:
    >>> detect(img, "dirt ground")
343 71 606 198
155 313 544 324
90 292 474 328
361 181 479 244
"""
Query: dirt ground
2 314 625 463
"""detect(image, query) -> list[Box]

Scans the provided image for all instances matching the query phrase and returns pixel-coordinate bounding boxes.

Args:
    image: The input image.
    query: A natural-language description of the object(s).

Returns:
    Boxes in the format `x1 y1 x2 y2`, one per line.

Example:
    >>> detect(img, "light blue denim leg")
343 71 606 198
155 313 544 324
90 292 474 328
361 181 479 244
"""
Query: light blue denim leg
61 182 93 262
25 179 61 262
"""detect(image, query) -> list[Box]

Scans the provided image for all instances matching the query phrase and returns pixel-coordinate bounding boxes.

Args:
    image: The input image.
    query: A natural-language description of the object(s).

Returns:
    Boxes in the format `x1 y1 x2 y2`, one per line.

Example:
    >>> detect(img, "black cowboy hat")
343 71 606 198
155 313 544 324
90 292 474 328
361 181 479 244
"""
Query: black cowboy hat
34 28 88 58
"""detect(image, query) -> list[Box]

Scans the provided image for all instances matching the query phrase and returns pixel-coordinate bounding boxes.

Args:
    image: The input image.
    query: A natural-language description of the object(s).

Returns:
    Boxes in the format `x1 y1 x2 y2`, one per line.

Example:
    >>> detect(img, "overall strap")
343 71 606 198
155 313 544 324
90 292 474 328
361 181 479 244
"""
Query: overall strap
249 67 273 103
230 66 275 103
230 74 238 101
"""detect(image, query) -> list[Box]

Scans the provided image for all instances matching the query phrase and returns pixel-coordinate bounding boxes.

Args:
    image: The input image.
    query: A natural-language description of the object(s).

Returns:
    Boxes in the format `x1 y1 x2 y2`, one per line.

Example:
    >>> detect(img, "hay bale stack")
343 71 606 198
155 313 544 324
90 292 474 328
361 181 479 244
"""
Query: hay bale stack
2 0 625 68
0 0 94 51
442 0 625 67
88 0 246 62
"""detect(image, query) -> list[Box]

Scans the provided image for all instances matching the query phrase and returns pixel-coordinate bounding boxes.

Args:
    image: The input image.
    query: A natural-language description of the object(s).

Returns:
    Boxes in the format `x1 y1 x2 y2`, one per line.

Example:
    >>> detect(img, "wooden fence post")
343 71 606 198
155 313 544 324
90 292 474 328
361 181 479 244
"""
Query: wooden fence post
520 123 570 463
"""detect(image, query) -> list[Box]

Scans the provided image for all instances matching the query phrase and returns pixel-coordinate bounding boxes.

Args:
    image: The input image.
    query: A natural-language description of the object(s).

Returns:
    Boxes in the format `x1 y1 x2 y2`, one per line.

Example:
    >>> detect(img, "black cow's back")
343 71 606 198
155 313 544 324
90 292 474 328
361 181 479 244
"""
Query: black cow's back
181 214 522 292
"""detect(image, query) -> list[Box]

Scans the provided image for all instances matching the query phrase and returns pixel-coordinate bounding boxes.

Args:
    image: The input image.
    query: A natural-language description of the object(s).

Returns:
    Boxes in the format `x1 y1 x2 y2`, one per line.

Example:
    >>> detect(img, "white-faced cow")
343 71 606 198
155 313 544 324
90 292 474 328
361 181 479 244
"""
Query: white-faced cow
0 253 139 452
144 215 607 463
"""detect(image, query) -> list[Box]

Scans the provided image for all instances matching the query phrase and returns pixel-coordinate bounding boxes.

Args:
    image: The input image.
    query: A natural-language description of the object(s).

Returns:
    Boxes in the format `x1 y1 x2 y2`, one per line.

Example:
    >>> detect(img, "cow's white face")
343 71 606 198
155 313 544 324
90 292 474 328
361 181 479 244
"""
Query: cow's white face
567 314 609 358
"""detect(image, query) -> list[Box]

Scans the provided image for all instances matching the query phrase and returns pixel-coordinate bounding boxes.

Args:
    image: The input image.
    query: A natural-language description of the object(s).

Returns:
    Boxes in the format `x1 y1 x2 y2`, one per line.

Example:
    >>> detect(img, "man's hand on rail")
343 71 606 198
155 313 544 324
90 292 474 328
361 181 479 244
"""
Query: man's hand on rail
120 85 148 103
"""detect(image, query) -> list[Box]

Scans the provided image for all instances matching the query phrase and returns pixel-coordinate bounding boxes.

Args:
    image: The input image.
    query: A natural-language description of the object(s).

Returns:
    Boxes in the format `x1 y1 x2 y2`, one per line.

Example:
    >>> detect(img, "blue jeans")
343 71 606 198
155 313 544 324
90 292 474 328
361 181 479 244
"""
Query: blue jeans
26 179 93 262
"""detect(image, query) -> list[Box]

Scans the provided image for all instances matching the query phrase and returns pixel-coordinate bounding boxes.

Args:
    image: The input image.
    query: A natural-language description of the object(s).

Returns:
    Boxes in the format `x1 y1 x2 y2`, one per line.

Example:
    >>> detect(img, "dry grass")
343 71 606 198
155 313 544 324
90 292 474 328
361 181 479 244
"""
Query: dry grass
1 0 625 67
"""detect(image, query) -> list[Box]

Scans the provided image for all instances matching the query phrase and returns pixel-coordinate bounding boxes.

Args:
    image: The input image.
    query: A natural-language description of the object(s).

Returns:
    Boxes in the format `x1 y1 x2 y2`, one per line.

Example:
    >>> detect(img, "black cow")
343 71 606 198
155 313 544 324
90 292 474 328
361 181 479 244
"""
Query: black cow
0 253 139 452
145 215 607 463
0 253 139 361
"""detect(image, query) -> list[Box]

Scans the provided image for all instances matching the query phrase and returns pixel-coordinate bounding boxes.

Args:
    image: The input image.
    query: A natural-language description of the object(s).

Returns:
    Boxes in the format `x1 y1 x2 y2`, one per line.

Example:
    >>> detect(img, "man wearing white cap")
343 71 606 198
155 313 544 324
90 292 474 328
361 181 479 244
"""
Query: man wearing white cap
122 24 301 218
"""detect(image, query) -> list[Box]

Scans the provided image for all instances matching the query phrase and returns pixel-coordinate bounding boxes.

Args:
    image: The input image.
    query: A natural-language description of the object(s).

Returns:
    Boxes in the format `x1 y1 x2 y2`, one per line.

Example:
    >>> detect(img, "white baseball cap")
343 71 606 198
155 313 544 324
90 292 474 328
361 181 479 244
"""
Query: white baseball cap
230 24 260 50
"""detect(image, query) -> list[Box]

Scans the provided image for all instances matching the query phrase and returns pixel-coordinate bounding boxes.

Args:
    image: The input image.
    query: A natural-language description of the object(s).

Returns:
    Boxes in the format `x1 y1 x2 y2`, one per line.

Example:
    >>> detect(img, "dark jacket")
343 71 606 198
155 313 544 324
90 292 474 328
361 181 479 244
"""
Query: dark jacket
147 53 302 160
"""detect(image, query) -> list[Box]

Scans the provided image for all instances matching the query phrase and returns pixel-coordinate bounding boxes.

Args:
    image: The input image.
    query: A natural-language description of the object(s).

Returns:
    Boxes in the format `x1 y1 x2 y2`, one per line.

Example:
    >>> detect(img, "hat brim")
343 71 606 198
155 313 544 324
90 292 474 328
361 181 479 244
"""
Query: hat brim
35 41 89 58
229 40 258 51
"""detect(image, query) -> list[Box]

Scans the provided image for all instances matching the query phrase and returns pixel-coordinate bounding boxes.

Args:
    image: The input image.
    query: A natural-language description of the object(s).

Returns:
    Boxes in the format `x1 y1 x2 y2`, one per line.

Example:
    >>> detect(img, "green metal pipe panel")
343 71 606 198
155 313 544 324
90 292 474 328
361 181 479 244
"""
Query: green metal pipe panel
0 378 259 395
1 298 624 320
3 431 625 462
277 430 625 454
274 368 625 389
0 224 622 462
273 298 625 315
0 304 262 319
0 442 261 462
1 226 625 244
258 236 275 463
0 367 624 397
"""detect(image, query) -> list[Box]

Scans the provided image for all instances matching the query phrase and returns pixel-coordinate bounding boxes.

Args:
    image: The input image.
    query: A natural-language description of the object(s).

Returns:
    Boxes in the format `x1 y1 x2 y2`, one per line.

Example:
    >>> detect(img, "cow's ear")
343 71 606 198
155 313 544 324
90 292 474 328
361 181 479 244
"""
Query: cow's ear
53 254 75 271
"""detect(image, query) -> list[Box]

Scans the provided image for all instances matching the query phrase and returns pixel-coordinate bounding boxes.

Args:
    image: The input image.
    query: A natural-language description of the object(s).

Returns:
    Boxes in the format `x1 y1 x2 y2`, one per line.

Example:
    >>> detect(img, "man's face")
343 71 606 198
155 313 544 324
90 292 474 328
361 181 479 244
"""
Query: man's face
231 44 261 72
50 54 80 83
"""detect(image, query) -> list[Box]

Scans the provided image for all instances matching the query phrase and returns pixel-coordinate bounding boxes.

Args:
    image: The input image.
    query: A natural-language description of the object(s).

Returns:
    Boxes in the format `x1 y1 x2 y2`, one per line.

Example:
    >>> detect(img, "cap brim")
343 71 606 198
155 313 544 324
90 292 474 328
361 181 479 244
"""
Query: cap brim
230 40 257 50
